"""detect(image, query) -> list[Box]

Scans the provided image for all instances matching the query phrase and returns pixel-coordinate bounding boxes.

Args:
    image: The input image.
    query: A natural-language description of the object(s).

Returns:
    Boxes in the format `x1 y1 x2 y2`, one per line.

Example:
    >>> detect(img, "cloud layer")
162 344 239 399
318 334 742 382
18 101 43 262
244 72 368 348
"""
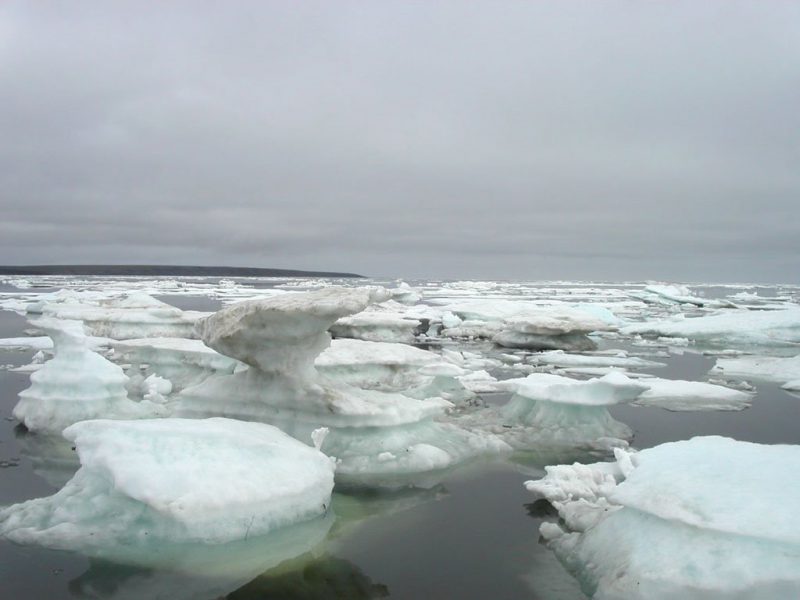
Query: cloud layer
1 2 798 282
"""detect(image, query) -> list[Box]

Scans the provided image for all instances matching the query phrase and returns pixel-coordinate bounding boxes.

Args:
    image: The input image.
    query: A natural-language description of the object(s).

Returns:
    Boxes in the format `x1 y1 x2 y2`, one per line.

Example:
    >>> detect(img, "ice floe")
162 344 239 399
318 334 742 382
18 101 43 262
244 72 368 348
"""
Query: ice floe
330 300 422 344
710 354 800 388
316 338 476 405
492 308 614 352
0 418 335 547
0 336 56 350
39 292 208 340
640 284 705 306
623 308 800 347
530 349 666 370
782 379 800 391
112 337 242 392
11 318 166 434
633 378 753 411
176 287 509 484
429 300 617 351
458 372 647 454
526 436 800 599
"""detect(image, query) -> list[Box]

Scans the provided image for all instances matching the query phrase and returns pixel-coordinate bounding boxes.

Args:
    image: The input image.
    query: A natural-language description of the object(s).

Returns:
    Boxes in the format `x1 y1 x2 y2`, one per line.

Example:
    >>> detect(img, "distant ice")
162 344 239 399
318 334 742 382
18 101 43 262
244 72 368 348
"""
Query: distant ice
0 336 53 350
39 292 208 340
622 308 800 347
492 308 614 352
642 284 705 306
531 349 666 370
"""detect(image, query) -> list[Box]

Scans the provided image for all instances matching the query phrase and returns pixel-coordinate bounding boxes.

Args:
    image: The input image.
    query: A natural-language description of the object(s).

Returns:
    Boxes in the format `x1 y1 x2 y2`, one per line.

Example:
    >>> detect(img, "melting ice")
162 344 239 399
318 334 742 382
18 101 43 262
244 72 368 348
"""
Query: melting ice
1 275 799 598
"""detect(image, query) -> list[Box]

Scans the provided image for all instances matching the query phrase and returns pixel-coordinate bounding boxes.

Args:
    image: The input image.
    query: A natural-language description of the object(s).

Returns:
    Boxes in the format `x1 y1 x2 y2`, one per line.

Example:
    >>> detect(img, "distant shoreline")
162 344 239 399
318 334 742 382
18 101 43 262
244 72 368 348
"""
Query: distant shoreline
0 265 364 278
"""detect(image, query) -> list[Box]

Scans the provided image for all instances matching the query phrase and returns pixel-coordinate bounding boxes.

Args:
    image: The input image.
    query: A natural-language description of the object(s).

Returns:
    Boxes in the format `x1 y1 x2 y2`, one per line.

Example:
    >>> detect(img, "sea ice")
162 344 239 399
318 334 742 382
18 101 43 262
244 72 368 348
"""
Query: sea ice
642 284 705 306
493 308 614 351
176 287 509 484
531 350 666 370
40 292 208 340
0 334 110 352
526 436 800 599
0 418 336 547
460 372 647 453
0 336 55 350
388 281 422 305
622 308 800 347
710 354 800 387
11 318 166 434
632 378 753 411
316 338 476 404
112 337 242 391
783 379 800 391
329 300 422 344
503 371 648 407
431 300 616 350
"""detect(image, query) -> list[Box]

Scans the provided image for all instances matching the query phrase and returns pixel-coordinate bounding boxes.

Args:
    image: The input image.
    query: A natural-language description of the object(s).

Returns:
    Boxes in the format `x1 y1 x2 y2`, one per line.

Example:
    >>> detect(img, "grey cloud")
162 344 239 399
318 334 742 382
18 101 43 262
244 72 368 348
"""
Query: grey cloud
1 1 798 282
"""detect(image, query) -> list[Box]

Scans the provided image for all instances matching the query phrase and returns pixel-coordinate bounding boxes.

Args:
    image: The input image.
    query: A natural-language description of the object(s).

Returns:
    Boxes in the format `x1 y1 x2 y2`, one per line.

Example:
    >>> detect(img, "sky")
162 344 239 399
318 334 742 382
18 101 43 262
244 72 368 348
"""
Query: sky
1 1 798 283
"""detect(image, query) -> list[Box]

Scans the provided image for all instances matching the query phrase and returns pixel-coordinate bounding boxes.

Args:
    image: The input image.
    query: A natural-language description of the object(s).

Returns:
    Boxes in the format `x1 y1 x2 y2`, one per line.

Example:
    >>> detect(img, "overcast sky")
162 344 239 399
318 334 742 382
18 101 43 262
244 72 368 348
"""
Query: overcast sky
1 2 798 282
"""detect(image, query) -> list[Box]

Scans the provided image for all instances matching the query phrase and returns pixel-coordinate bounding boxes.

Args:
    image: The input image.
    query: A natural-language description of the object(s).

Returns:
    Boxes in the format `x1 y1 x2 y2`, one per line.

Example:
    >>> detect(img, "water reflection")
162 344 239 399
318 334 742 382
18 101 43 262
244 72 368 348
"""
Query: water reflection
226 555 389 599
524 499 558 520
4 480 447 600
63 515 334 600
14 427 79 488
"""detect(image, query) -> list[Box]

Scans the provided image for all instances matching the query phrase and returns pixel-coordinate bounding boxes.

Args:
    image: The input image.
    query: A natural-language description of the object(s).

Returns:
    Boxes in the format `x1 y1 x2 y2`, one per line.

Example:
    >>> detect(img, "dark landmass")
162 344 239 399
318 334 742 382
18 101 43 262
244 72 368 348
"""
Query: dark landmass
0 265 364 278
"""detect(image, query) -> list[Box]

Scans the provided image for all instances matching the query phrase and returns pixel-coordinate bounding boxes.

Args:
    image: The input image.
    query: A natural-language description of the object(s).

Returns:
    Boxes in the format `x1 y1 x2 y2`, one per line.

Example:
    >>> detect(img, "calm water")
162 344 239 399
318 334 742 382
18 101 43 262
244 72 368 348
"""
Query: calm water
1 291 799 599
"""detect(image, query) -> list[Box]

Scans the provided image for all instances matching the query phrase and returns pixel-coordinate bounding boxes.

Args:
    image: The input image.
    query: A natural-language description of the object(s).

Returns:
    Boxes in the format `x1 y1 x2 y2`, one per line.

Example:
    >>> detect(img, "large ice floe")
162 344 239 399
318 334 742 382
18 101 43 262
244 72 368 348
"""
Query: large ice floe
329 299 422 344
0 418 335 548
112 337 242 392
36 292 208 340
622 307 800 347
526 436 800 599
458 372 647 455
431 300 617 351
316 338 476 405
632 378 754 411
710 354 800 389
175 287 509 484
11 318 166 434
530 350 666 370
634 284 706 306
492 307 613 351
